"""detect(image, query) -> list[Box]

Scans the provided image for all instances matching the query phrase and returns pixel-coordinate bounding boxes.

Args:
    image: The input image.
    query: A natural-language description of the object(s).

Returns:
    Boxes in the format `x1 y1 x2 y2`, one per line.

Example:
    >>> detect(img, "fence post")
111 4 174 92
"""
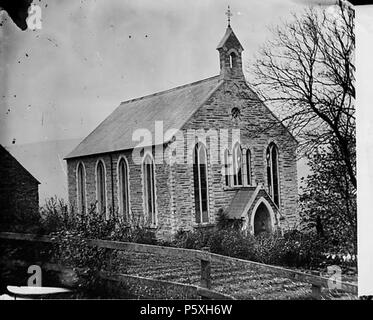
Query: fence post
200 247 211 292
311 271 322 299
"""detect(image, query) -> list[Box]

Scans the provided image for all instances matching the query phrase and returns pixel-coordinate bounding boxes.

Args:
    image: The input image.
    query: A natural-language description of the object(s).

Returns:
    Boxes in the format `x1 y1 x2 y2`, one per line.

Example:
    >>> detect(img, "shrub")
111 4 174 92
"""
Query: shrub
36 197 356 274
251 233 284 265
36 197 159 295
215 208 243 231
281 229 326 268
38 197 158 244
171 225 346 270
127 226 157 245
50 229 110 297
249 230 327 268
39 197 72 233
208 229 256 260
173 228 212 250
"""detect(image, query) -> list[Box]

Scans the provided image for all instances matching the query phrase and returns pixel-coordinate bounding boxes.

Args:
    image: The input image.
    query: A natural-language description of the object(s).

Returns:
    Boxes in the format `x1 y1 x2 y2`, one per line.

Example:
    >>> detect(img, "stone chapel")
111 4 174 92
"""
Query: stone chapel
65 17 298 239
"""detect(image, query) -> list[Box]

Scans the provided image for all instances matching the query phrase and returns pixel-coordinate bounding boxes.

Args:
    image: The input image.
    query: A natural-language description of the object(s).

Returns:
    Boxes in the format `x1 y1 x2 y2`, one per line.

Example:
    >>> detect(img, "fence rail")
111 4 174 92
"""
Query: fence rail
0 232 358 299
0 259 234 300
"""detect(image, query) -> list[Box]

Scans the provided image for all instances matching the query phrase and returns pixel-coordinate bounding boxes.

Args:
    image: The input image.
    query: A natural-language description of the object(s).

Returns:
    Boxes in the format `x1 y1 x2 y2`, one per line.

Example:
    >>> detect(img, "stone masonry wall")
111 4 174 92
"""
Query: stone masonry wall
170 78 298 234
67 148 173 239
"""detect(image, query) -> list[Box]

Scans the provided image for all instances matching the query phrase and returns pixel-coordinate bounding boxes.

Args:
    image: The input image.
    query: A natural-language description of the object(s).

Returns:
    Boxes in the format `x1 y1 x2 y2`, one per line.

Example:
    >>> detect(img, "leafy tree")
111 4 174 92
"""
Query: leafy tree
299 144 356 254
250 1 355 188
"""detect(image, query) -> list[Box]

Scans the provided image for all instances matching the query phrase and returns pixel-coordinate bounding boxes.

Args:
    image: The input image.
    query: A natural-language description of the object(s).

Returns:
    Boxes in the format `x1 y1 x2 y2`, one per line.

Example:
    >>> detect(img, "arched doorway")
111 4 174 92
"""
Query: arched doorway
253 202 273 235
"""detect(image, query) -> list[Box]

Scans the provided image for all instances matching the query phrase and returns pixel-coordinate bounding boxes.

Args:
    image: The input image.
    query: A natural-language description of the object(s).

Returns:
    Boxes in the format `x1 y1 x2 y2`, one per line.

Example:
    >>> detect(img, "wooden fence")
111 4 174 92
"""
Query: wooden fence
0 232 358 299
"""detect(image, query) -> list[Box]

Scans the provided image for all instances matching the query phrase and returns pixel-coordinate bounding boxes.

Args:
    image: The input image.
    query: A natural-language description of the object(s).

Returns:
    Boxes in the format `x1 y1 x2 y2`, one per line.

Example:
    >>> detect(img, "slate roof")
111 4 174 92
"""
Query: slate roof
65 75 223 159
227 185 280 220
226 186 258 219
216 26 243 50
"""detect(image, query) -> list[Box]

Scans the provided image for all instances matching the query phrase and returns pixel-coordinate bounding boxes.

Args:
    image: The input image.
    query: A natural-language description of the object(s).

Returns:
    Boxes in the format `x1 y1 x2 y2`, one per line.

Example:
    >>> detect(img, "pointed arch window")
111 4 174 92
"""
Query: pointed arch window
96 160 107 217
246 149 252 185
143 154 156 226
229 52 237 69
232 143 242 186
224 149 230 186
77 162 86 213
193 143 209 223
118 157 130 222
266 143 280 206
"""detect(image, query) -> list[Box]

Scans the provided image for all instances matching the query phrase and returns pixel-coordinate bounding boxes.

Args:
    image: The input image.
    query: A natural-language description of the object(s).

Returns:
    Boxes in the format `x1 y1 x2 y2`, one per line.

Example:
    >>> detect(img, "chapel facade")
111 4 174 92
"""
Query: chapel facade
65 21 298 239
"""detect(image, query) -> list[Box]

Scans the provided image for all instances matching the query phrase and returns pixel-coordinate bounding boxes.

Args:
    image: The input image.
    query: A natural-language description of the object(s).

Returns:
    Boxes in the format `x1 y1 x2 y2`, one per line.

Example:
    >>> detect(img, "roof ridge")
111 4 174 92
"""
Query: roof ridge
119 75 221 106
0 145 41 184
64 75 223 159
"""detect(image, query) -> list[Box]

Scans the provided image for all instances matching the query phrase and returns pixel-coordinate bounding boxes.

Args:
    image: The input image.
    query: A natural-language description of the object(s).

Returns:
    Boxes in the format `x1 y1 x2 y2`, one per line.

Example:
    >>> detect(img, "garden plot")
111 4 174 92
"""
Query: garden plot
113 251 356 300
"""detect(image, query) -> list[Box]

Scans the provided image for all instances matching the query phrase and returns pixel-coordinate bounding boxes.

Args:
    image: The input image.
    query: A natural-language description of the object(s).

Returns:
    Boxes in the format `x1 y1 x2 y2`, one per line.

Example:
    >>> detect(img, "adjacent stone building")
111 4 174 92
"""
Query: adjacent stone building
65 22 298 239
0 145 40 227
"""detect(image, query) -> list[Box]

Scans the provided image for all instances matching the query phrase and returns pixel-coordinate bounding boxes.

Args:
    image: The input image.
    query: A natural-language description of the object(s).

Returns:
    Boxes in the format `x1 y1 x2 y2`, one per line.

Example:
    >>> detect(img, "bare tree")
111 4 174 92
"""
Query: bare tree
250 1 355 188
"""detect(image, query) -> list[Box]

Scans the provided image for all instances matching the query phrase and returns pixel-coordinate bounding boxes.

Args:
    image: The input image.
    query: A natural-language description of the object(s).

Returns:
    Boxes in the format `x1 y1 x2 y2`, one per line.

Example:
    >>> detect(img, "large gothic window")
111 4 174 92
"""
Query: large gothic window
224 149 230 186
232 143 242 186
118 157 130 223
246 149 252 185
77 162 86 213
193 143 209 223
225 145 252 187
96 160 107 217
143 154 156 226
266 143 280 206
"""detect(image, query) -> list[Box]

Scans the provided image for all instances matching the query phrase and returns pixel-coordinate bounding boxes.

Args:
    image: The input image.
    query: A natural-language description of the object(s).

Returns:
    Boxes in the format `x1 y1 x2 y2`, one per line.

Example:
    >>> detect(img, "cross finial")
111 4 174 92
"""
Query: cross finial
225 5 233 27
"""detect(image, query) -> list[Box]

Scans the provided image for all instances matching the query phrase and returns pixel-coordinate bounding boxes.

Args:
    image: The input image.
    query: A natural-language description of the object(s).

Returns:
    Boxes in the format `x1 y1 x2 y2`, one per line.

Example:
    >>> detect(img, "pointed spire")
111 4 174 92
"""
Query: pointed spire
225 5 233 27
217 7 244 80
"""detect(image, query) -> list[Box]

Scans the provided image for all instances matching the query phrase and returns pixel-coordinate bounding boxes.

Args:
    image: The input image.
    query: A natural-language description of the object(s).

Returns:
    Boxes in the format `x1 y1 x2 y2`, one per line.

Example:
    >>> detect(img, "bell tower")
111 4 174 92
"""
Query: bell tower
217 6 244 80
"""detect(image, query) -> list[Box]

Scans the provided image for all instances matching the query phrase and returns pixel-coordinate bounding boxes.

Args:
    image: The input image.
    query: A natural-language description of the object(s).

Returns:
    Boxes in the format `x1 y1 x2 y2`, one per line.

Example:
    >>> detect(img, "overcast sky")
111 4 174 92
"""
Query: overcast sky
0 0 341 146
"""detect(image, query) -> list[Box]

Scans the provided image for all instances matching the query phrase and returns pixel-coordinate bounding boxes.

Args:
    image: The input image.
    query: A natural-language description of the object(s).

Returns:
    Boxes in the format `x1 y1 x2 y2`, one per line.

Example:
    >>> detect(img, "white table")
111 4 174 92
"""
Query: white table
7 286 72 300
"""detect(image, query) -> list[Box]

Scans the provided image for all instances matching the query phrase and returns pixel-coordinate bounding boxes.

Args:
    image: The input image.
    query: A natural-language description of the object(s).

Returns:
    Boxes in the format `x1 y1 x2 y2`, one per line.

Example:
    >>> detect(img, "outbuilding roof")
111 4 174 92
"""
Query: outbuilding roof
0 145 41 184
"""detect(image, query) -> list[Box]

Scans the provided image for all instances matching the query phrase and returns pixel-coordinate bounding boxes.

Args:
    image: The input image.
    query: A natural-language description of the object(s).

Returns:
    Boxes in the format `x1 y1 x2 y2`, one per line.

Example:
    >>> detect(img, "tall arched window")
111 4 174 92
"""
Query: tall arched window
76 162 86 213
229 52 237 69
96 160 107 217
224 149 230 186
193 143 209 223
266 143 280 206
118 157 130 222
246 149 252 185
232 143 242 186
143 154 156 226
